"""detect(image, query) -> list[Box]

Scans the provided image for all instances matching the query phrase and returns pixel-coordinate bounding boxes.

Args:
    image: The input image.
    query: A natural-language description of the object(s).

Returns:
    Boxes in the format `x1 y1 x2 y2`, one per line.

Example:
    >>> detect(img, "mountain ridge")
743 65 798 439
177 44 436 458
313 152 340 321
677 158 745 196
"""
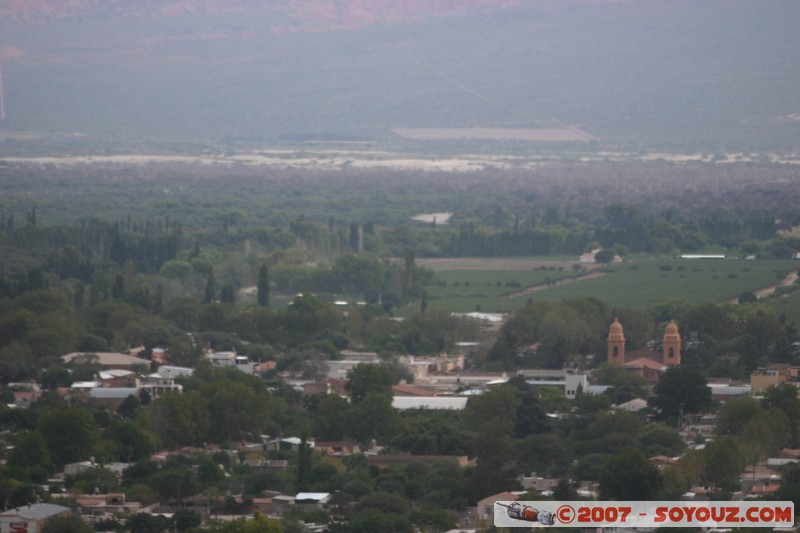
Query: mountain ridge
0 0 522 30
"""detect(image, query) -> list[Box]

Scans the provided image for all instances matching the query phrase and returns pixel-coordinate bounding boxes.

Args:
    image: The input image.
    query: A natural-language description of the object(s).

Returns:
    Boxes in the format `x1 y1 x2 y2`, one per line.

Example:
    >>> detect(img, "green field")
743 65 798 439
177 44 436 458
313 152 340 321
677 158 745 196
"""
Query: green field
419 268 579 313
412 259 799 314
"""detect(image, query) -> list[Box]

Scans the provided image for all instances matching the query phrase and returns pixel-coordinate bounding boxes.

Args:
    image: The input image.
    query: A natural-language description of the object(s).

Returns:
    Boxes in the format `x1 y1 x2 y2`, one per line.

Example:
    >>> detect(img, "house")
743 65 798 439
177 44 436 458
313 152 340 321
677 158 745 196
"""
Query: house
263 437 313 452
73 493 143 522
518 368 588 399
302 378 347 396
392 396 468 410
366 454 469 469
152 365 194 380
740 464 782 495
294 493 330 511
271 495 295 516
64 460 96 477
750 365 799 394
151 347 167 364
205 351 261 374
89 388 139 411
253 360 277 374
242 458 289 470
518 473 558 492
476 492 519 524
97 369 137 388
613 398 649 412
392 383 437 397
649 455 677 468
0 503 71 532
707 382 752 402
325 351 380 380
250 498 273 514
62 352 152 370
141 374 183 399
315 441 360 456
8 383 42 408
779 448 800 460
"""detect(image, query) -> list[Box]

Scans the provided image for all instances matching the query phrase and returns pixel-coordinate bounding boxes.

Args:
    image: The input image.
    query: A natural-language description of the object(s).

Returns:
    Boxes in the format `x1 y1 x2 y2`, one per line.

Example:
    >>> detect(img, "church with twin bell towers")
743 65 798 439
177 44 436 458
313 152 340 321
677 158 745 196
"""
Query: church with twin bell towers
607 318 681 367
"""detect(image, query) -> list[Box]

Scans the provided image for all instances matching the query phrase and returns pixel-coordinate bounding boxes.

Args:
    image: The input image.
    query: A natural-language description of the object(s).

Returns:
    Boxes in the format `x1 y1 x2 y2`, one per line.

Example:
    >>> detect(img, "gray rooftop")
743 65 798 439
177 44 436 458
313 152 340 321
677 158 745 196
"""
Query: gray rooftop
0 503 70 520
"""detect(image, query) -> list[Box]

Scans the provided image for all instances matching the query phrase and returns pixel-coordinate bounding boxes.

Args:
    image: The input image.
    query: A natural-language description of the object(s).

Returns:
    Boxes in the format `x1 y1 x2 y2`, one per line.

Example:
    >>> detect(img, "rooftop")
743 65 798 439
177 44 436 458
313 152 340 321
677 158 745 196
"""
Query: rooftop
0 503 70 520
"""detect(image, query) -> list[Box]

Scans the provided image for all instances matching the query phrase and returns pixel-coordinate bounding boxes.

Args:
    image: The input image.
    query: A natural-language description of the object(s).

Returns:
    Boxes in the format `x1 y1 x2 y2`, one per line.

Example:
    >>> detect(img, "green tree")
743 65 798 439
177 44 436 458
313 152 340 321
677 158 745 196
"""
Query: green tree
175 509 202 532
650 366 712 420
118 394 142 420
104 419 158 462
296 434 312 491
465 386 522 498
599 449 662 500
257 264 270 307
637 423 686 457
147 391 209 449
282 293 341 346
715 396 761 437
594 249 616 264
345 363 397 404
333 254 384 298
349 492 412 533
40 514 94 533
202 378 270 443
313 394 352 441
774 463 800 513
204 268 218 304
38 406 99 468
39 367 73 389
703 437 743 491
552 478 579 500
220 283 236 304
129 513 172 533
8 430 50 470
71 467 119 494
348 391 398 444
761 382 800 447
736 409 790 464
516 434 573 478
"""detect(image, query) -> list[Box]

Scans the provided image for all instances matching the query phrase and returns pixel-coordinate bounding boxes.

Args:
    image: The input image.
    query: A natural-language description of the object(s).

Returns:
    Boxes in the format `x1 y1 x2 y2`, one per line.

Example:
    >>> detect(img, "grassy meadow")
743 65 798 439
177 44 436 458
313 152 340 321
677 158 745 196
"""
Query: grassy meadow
412 258 799 314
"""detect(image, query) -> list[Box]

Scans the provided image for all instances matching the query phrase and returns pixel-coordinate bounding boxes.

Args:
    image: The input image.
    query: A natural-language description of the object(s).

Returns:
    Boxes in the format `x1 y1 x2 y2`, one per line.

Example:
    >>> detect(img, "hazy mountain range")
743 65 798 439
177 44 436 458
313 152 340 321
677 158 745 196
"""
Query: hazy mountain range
0 0 518 28
1 0 798 152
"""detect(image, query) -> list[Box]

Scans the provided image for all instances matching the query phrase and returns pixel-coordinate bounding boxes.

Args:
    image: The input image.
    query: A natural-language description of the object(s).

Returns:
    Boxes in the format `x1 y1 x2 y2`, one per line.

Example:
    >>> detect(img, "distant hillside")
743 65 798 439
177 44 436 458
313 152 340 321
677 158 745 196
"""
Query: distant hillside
0 0 519 29
1 0 798 152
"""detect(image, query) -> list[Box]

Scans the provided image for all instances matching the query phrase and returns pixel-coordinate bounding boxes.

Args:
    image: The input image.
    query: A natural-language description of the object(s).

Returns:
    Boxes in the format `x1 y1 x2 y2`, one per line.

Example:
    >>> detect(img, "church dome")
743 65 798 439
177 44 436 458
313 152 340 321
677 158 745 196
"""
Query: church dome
664 320 681 341
607 318 625 341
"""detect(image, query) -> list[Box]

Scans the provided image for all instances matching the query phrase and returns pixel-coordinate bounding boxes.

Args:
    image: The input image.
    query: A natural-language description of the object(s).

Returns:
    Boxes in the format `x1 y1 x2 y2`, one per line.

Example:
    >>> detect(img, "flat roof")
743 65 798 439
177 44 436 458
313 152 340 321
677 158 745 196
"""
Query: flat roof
392 397 468 410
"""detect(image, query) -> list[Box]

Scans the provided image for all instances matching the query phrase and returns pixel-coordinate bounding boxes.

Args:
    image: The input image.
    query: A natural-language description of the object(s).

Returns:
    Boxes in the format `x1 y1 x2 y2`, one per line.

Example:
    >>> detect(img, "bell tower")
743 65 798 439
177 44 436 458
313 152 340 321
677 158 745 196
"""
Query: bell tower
663 320 681 366
607 318 625 365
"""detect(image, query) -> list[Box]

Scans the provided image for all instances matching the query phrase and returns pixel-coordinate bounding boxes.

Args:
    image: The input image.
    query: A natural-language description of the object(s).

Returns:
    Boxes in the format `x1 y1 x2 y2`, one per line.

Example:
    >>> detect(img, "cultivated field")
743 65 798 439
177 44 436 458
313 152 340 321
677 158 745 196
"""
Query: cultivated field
411 258 799 313
416 257 583 272
420 268 579 313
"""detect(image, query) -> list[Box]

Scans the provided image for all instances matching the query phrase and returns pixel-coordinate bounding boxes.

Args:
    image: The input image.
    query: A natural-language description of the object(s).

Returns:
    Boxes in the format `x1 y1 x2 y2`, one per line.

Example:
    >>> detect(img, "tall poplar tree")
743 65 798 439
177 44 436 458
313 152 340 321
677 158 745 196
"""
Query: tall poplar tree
257 263 270 307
